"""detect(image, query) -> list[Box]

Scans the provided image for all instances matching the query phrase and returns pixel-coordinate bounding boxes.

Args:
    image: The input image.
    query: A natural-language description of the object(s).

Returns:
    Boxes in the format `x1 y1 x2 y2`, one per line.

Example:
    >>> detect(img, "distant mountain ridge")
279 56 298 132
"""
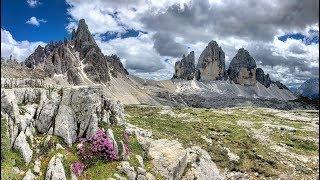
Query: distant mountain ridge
296 78 319 100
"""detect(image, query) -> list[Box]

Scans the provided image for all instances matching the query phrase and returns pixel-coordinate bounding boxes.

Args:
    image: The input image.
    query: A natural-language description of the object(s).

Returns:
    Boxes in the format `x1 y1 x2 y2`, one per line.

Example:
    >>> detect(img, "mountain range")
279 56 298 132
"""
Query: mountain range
1 19 312 109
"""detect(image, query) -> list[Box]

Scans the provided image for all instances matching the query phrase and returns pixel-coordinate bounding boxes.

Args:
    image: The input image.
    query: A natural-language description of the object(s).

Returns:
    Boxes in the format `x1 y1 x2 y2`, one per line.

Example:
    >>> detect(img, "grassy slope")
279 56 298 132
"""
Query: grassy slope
124 105 319 179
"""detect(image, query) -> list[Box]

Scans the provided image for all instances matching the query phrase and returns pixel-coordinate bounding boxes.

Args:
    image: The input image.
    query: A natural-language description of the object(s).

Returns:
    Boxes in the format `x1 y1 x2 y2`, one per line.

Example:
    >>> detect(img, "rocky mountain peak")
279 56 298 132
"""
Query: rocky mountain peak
227 48 257 86
172 51 195 80
195 40 225 81
73 19 97 54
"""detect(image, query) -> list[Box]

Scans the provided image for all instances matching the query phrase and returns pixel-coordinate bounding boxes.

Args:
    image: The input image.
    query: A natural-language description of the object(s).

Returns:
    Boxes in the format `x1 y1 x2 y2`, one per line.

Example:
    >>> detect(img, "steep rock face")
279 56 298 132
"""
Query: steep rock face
172 51 195 80
106 54 129 78
296 78 319 99
256 68 271 88
24 19 128 85
73 19 111 83
228 48 257 86
196 41 225 81
24 46 47 68
43 44 83 85
273 81 289 90
25 43 61 69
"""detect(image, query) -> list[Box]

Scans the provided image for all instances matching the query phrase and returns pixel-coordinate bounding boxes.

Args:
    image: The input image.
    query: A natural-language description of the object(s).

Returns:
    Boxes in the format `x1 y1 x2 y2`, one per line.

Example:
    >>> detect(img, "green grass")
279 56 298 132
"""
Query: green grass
124 105 319 179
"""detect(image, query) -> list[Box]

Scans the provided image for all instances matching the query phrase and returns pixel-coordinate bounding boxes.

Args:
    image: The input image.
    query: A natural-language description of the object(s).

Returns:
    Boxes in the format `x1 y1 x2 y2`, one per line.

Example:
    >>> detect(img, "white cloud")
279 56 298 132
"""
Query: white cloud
26 17 47 26
64 0 318 86
27 0 41 8
1 29 46 61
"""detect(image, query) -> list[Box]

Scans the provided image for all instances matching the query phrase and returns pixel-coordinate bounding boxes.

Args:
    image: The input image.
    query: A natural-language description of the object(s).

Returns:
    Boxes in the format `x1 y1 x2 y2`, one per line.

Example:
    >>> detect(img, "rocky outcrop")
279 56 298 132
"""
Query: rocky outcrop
273 81 289 90
1 78 44 88
182 147 224 180
22 169 36 180
256 68 271 88
23 19 129 85
25 42 61 69
106 54 129 78
228 48 257 86
45 153 67 180
13 131 33 164
172 51 195 80
1 79 127 162
195 41 225 81
148 139 188 180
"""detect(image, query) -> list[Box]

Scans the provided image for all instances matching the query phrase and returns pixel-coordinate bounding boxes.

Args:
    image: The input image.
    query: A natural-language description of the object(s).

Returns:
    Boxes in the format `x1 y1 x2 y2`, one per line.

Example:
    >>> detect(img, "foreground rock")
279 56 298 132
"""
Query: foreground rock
228 48 257 86
183 147 224 180
45 153 67 180
172 51 196 80
196 41 225 81
13 131 33 164
148 139 188 180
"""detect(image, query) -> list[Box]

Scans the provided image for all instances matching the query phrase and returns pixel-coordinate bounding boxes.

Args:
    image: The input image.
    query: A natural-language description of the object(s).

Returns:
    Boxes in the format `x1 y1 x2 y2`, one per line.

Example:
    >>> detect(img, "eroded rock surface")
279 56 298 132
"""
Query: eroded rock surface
196 41 225 81
228 48 257 86
173 51 196 80
45 153 67 180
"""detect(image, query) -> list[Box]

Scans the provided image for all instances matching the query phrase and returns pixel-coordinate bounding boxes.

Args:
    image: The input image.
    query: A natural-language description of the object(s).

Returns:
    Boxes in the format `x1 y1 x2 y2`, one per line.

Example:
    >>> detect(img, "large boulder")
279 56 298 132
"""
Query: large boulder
13 131 33 164
54 86 102 145
195 41 225 81
172 51 195 80
227 48 257 86
45 153 67 180
182 147 224 180
256 68 271 88
148 139 187 180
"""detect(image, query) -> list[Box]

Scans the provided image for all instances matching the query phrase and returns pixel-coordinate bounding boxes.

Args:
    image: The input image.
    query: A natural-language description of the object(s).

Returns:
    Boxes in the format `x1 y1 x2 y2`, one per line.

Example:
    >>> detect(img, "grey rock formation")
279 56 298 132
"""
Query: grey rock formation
43 43 84 85
148 139 187 180
273 81 289 90
73 19 111 83
106 54 129 78
119 161 136 180
45 153 67 180
13 131 33 164
22 169 36 180
172 51 195 80
182 146 224 180
24 45 47 68
24 19 128 85
256 68 271 88
196 41 225 81
227 48 257 86
1 78 44 88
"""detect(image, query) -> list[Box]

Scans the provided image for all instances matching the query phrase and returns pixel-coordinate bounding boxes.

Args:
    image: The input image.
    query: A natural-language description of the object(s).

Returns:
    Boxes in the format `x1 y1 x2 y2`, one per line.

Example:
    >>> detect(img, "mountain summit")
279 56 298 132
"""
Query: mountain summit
23 19 128 85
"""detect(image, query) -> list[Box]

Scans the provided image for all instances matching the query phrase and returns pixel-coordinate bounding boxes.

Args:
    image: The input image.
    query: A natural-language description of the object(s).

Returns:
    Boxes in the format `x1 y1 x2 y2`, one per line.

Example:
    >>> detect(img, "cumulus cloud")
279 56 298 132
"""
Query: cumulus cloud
65 0 319 85
153 32 187 57
1 28 46 61
26 17 47 26
95 33 166 73
27 0 41 8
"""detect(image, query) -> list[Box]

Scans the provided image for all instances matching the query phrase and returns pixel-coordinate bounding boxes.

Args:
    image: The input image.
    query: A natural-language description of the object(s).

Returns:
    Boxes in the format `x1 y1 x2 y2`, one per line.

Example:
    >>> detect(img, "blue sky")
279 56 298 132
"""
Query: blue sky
1 0 318 87
1 0 70 42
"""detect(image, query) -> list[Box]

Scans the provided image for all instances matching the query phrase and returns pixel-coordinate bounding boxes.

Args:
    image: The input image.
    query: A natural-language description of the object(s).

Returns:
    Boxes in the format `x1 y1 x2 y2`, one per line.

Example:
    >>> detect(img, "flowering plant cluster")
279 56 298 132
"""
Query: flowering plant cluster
71 161 85 176
76 128 117 168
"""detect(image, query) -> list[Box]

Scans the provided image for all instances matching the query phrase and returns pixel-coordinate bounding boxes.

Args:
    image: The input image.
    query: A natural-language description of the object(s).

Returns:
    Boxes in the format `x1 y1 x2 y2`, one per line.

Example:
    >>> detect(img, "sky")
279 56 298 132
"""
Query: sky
1 0 319 88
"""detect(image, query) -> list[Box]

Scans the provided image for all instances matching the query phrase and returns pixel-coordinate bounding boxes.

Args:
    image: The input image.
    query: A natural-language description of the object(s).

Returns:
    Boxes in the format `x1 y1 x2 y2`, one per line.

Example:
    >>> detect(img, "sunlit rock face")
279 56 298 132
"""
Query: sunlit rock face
228 48 257 86
195 41 225 81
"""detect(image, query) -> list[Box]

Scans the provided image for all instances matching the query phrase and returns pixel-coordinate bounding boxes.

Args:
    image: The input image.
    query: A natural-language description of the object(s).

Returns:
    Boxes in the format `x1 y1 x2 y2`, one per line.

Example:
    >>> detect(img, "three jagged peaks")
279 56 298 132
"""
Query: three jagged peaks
173 40 288 89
